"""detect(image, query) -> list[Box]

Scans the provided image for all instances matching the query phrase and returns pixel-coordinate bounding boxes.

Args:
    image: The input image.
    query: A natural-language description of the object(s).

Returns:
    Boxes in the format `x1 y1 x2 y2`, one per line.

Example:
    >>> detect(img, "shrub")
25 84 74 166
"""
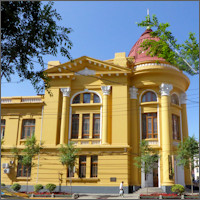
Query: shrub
11 183 21 192
171 184 185 195
45 184 56 193
34 184 43 192
1 183 6 186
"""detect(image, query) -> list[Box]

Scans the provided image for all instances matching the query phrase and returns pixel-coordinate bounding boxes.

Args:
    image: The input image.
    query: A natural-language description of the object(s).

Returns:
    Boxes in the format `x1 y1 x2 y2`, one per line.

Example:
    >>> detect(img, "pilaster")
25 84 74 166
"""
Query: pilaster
60 87 71 144
101 85 111 144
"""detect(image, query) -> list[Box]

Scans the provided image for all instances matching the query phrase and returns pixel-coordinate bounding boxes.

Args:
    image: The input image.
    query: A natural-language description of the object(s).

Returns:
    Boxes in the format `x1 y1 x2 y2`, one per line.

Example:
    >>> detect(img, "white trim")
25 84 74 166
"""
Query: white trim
135 63 180 71
139 89 158 103
70 90 102 104
69 90 103 142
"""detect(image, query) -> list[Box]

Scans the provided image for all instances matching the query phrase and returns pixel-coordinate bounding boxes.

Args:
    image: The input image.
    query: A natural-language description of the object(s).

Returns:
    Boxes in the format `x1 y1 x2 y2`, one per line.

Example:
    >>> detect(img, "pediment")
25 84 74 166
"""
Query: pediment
45 56 131 78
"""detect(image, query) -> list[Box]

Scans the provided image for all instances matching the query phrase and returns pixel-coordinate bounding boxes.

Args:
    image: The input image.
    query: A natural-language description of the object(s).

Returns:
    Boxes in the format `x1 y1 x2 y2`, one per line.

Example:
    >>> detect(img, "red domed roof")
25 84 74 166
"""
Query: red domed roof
128 29 165 64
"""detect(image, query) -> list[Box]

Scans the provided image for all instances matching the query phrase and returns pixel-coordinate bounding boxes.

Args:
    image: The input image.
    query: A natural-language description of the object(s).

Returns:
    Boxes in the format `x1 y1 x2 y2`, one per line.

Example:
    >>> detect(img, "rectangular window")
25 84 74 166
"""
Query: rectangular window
21 119 35 139
91 155 98 177
1 119 6 139
71 114 79 139
79 156 86 178
83 93 91 103
142 113 157 139
172 114 180 140
17 156 31 177
93 114 100 138
82 114 90 138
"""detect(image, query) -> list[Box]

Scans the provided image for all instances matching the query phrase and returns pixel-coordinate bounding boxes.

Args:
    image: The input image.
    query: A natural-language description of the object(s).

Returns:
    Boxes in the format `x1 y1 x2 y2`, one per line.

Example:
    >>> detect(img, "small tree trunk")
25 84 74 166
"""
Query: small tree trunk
70 177 72 195
189 163 193 195
26 168 29 193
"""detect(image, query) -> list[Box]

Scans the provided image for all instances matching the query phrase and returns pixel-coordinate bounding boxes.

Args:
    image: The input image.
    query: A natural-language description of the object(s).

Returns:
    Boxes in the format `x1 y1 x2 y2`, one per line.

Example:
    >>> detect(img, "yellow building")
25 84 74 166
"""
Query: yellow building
1 29 190 193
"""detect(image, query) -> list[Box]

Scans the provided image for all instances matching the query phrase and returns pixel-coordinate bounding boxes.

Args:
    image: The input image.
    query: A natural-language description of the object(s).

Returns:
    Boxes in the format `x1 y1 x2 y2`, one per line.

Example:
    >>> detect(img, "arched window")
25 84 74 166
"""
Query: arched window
72 94 80 104
171 94 179 105
142 91 157 102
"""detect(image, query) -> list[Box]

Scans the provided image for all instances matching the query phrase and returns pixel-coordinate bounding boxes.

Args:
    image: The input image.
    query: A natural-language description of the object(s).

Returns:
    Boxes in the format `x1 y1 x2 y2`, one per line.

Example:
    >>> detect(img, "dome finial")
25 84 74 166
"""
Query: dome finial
147 8 150 30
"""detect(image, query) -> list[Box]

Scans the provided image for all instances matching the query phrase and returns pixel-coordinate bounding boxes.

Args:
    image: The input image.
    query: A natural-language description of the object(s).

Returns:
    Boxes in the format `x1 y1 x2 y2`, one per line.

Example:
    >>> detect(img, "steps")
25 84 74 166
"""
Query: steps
134 187 164 195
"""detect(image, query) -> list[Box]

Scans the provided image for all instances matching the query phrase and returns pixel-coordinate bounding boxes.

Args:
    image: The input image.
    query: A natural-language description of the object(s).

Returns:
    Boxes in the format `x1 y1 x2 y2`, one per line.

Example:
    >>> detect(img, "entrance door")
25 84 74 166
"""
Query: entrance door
153 168 158 187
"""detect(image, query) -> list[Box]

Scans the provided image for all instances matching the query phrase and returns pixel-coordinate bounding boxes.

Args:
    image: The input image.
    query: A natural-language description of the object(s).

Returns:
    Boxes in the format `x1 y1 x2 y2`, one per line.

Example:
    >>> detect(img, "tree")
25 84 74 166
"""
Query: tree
136 14 199 75
59 142 79 195
1 1 73 93
176 136 199 194
134 140 159 194
11 135 43 193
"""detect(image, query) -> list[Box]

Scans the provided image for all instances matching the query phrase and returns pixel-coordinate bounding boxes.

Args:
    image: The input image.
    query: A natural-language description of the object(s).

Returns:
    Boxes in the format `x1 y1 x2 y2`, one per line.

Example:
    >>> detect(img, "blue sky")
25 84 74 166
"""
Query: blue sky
2 1 199 139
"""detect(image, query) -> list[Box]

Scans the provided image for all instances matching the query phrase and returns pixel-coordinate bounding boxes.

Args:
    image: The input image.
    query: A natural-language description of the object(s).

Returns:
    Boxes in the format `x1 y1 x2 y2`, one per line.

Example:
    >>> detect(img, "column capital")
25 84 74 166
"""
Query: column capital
129 86 138 99
160 83 173 96
101 85 111 95
180 92 187 104
60 87 71 97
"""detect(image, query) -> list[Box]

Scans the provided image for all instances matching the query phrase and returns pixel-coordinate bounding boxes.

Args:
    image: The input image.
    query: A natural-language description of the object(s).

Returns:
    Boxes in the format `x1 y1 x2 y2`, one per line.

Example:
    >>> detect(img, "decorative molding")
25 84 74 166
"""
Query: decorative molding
60 87 71 97
92 141 100 144
160 83 173 96
75 67 96 76
135 63 180 71
173 141 179 146
147 140 158 145
81 141 89 145
101 85 111 95
180 93 187 104
129 86 138 99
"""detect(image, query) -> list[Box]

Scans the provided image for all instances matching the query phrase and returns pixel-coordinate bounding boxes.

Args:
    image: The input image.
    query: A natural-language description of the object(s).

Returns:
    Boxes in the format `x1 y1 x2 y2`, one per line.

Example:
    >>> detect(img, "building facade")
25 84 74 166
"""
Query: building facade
1 29 190 193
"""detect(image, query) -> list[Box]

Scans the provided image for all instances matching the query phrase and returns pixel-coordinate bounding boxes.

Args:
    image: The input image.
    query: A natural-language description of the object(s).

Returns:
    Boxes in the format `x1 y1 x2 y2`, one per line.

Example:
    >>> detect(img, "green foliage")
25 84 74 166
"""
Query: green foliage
1 183 6 186
176 136 199 169
1 1 73 93
45 183 56 193
11 183 21 191
134 140 159 174
171 184 185 195
34 184 43 192
12 135 43 168
136 14 199 75
59 142 79 169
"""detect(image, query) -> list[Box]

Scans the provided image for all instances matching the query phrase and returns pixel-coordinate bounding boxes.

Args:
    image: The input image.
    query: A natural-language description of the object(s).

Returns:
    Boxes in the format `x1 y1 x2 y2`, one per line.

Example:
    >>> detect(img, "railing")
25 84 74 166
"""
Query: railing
21 98 42 103
70 139 101 145
1 99 12 103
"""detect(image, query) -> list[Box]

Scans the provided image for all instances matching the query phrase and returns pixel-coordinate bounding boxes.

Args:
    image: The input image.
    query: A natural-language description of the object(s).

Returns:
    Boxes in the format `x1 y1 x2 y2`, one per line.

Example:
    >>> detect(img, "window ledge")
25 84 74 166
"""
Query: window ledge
16 177 31 181
140 102 158 106
171 103 182 109
71 103 102 107
66 178 99 182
